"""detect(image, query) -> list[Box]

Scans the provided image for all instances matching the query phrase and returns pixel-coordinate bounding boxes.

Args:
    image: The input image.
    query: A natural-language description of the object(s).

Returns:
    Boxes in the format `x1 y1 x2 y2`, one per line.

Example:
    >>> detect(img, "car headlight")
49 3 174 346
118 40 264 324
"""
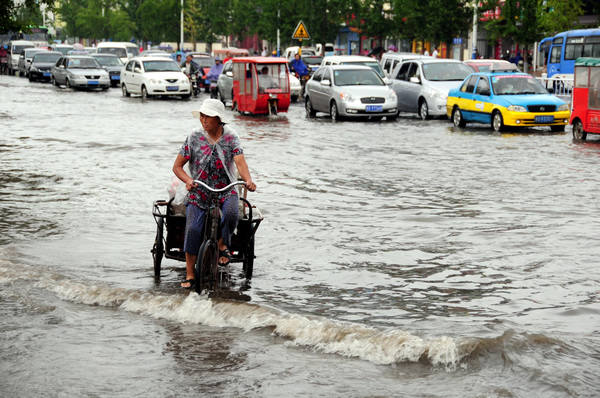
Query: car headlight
558 104 569 112
387 91 397 101
508 105 527 112
150 79 161 84
30 66 38 72
339 92 354 102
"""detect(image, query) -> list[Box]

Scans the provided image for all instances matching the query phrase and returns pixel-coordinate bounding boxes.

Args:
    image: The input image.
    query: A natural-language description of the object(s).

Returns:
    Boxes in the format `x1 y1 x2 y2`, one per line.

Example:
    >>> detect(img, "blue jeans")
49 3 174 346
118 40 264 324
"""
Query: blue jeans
183 195 239 255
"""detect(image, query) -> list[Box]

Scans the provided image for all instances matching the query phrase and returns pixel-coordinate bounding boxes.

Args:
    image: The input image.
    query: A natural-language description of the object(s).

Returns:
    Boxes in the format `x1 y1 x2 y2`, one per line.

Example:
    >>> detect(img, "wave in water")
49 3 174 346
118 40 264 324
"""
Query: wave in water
0 260 479 368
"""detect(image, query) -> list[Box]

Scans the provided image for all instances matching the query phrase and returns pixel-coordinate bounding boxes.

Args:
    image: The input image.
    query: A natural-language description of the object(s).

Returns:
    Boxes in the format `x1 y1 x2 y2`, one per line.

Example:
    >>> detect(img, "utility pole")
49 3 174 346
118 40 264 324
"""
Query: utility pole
472 2 478 59
180 0 184 52
277 7 280 56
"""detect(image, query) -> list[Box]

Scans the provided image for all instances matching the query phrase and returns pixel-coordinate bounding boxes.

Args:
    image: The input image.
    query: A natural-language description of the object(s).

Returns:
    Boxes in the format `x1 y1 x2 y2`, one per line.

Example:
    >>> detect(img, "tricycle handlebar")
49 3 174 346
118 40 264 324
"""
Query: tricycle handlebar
192 180 246 193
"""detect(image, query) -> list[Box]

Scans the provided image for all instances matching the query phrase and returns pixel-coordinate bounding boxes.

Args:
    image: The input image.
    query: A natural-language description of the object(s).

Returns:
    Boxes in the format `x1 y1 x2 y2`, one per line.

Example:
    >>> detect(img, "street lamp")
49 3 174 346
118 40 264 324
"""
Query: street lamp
472 1 478 59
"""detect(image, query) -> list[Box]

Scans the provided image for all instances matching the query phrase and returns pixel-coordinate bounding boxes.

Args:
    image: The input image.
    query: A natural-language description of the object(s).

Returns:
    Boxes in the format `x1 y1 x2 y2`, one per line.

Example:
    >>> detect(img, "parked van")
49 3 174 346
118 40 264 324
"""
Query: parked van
284 46 317 60
380 52 429 78
316 43 335 56
97 42 140 63
7 40 35 75
320 55 386 79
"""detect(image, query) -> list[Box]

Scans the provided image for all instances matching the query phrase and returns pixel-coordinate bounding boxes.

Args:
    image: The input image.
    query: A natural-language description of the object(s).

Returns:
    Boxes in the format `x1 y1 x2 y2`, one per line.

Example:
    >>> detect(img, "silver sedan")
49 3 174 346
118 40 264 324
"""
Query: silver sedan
304 65 398 121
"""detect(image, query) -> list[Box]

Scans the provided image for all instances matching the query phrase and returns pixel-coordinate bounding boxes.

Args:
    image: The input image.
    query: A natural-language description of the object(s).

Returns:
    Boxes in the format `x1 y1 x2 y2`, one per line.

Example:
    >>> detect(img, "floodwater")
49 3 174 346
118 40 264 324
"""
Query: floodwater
1 75 599 397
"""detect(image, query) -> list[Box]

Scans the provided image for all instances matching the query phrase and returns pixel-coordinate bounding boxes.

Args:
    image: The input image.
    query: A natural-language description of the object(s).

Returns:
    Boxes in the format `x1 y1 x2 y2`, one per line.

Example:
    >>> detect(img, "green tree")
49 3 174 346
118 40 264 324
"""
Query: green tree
538 0 584 37
1 0 54 33
136 0 180 45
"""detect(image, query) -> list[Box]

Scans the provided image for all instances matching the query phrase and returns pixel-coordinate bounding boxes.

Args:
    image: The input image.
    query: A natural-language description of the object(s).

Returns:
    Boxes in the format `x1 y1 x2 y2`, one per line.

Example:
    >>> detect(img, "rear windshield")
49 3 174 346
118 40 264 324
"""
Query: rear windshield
143 60 180 72
340 61 384 77
67 58 101 69
54 46 73 55
422 62 473 81
33 53 62 63
13 45 34 54
333 69 384 86
192 57 214 68
98 47 127 58
93 56 122 66
126 47 140 56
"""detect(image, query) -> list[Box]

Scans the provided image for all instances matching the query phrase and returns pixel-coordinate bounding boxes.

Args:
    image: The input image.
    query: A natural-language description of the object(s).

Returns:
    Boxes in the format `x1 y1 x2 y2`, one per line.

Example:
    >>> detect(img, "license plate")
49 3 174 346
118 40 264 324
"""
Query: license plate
43 72 50 77
535 115 554 123
166 85 179 91
111 75 120 80
365 105 383 112
88 80 98 85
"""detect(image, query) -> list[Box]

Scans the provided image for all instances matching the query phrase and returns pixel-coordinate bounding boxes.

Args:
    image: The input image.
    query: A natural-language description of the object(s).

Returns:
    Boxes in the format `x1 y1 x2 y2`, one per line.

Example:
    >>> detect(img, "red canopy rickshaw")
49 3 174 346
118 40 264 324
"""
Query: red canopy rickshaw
231 57 291 115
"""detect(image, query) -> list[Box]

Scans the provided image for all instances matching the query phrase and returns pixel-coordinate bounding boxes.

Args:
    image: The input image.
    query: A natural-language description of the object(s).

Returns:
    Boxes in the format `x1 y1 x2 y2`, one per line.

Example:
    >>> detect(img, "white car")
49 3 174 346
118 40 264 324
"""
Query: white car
289 73 302 102
120 57 190 99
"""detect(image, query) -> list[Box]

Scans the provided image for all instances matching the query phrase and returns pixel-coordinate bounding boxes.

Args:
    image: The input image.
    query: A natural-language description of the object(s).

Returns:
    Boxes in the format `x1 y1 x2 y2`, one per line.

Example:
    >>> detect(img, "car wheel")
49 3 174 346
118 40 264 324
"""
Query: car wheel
550 125 565 132
305 97 316 118
572 120 587 141
330 101 340 121
28 73 33 82
121 84 130 97
419 99 430 120
141 85 149 99
452 106 466 128
51 76 57 86
65 78 71 89
217 89 225 105
492 111 504 132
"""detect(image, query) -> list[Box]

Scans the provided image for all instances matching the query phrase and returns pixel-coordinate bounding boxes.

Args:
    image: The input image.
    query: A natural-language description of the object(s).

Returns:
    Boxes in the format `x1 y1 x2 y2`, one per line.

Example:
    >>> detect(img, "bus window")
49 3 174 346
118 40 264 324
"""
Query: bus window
575 66 589 88
589 68 600 109
584 36 600 58
552 37 564 44
550 46 562 64
565 37 585 60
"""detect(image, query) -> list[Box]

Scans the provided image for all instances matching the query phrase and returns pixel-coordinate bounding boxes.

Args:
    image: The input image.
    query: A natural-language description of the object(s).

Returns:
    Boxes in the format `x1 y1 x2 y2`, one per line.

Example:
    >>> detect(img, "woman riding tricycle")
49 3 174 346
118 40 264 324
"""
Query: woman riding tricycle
152 99 260 294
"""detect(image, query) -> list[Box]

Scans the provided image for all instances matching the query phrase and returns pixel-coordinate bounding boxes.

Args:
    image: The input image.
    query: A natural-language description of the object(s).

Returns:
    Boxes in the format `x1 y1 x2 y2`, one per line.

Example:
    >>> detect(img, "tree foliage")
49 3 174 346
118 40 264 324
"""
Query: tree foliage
1 0 53 33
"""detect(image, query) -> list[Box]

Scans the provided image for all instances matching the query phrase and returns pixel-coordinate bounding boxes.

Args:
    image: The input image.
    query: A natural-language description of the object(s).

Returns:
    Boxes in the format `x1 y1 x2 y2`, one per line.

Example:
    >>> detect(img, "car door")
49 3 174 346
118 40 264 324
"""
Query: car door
313 68 332 111
454 75 478 120
222 61 234 100
130 61 144 93
55 57 67 84
403 62 423 113
122 61 134 89
390 62 412 111
307 68 325 110
472 76 493 124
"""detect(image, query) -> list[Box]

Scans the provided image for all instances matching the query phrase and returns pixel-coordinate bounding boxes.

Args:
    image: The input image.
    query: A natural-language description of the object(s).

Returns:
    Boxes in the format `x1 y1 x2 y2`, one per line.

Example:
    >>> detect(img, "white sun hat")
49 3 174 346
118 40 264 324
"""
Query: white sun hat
191 98 229 124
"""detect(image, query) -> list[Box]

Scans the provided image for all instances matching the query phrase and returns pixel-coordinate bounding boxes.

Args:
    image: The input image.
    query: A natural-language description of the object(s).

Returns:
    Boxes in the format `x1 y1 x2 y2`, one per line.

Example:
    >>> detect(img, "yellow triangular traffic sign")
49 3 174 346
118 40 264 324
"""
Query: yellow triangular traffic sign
292 21 310 40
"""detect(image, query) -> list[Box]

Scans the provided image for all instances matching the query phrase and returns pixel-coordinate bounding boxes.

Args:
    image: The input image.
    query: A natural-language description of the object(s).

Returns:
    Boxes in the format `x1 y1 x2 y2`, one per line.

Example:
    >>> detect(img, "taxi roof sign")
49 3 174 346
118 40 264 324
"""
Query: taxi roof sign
292 21 310 40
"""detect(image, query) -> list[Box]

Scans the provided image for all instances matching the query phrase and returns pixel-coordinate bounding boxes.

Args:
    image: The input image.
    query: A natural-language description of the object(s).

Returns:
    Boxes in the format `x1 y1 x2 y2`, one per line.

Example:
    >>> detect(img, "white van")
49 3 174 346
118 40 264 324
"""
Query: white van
316 43 335 56
284 46 317 60
320 55 386 79
97 42 140 63
380 52 429 78
7 40 35 75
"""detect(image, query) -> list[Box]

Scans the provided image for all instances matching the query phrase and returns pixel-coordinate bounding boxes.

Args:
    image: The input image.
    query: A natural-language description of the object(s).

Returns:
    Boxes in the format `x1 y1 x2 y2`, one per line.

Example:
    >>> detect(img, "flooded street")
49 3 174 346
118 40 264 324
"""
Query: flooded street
1 74 600 397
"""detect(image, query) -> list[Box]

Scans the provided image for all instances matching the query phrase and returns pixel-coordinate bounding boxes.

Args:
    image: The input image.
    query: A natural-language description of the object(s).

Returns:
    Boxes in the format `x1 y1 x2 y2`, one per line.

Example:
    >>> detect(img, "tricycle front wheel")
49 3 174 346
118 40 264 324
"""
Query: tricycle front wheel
152 218 164 279
243 236 255 279
195 239 218 294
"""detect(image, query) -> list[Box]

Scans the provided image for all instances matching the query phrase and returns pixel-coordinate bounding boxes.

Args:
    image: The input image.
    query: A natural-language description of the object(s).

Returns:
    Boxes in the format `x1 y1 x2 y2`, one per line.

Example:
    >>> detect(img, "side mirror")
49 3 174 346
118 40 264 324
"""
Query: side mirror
321 79 331 86
383 77 392 85
409 76 420 84
226 71 233 77
134 67 142 73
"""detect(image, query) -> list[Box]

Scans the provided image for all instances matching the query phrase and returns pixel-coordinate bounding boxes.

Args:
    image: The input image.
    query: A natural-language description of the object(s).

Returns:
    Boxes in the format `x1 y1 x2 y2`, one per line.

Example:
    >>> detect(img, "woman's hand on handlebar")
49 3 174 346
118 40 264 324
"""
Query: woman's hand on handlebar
185 180 198 191
245 180 256 192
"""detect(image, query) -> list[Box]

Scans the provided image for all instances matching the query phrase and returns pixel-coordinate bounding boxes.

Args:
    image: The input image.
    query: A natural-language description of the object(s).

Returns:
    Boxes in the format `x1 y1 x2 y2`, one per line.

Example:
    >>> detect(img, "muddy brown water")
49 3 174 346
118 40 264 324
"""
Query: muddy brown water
1 75 599 397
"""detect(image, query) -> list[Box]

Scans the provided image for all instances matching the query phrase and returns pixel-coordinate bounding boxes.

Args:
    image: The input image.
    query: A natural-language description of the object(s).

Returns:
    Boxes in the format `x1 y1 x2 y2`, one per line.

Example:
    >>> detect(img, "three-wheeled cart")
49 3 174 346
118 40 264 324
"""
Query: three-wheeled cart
151 188 262 280
570 57 600 141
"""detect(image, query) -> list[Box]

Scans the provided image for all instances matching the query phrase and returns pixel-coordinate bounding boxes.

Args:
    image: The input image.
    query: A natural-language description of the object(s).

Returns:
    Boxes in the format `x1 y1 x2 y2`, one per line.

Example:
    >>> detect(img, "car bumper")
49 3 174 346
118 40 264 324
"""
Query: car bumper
428 96 448 116
503 110 570 127
340 103 398 117
29 70 52 81
147 82 190 95
71 78 110 88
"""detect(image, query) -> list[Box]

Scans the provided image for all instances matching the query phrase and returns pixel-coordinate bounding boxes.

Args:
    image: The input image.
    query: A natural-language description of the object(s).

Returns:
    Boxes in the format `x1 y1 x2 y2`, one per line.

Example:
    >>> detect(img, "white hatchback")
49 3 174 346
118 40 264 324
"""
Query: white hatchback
121 57 190 99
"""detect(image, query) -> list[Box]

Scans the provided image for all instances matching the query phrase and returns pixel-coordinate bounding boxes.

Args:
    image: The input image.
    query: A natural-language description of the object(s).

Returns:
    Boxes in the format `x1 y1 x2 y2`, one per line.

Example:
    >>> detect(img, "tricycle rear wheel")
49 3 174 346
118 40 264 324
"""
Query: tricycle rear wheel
195 239 218 294
243 236 255 279
152 218 164 279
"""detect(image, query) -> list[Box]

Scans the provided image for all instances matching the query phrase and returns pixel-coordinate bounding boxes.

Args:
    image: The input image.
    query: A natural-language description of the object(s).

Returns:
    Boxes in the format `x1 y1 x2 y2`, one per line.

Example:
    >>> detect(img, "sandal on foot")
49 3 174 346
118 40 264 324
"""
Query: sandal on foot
181 279 195 289
218 249 231 266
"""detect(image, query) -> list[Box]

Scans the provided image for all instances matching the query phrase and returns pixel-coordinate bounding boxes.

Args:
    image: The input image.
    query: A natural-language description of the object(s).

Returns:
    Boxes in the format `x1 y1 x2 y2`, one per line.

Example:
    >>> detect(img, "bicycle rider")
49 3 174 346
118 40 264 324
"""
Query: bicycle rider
173 99 256 289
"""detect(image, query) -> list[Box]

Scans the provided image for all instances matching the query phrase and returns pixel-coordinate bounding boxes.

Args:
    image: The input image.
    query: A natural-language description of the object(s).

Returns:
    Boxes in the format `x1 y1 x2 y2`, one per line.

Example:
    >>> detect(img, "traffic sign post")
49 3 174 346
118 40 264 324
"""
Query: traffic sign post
292 21 310 56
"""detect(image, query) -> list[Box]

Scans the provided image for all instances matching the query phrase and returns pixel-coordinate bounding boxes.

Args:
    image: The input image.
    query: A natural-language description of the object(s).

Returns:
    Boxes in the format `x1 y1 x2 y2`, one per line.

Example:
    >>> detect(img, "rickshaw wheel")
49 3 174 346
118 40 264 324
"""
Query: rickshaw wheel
152 218 164 278
195 240 218 294
268 102 277 116
242 237 255 280
572 120 587 141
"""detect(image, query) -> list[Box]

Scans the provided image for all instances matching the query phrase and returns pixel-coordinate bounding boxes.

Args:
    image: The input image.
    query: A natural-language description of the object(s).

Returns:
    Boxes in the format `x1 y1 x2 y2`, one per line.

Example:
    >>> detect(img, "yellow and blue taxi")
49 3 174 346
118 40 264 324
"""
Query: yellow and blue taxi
446 66 570 132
